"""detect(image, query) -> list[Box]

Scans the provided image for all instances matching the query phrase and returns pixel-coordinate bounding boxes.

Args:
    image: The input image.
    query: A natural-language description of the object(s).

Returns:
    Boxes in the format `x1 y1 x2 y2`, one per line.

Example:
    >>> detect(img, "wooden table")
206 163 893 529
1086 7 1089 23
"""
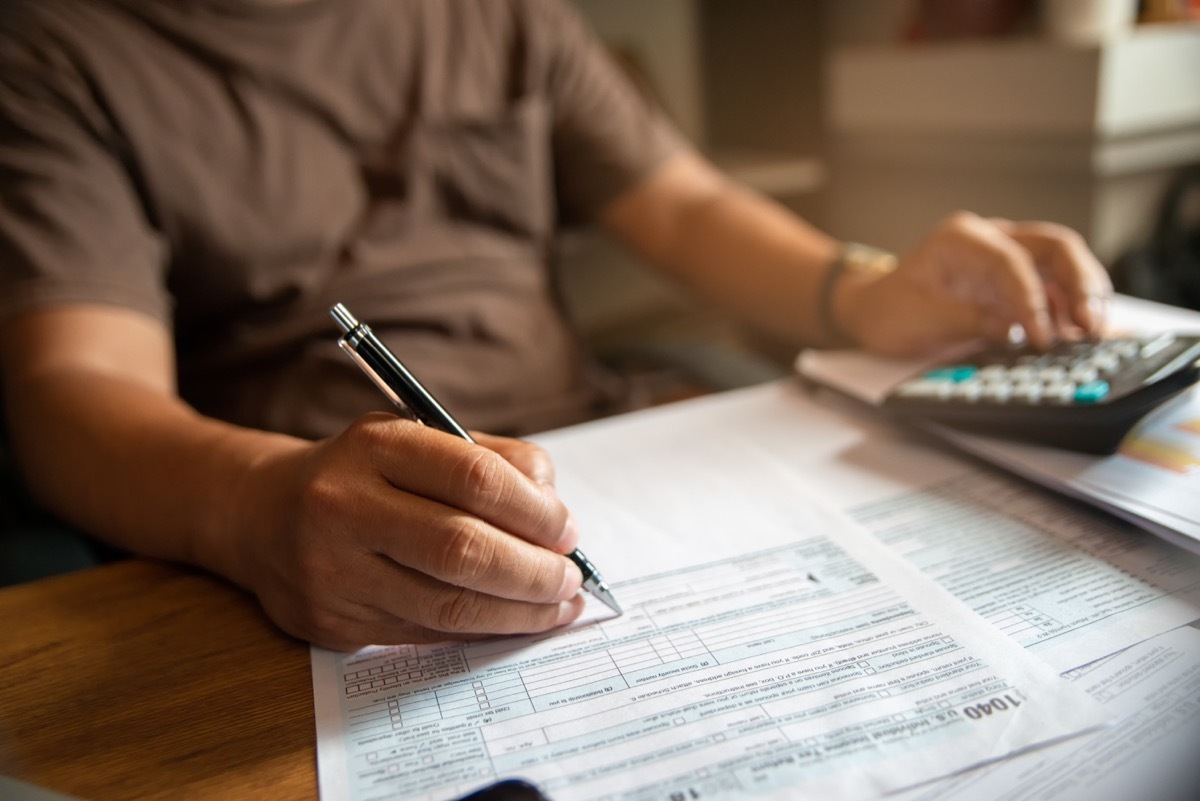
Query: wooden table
0 560 315 800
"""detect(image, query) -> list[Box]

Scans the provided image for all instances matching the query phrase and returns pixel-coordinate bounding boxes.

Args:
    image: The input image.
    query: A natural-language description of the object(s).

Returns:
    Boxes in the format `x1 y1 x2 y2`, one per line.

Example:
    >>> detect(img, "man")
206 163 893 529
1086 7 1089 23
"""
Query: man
0 0 1111 649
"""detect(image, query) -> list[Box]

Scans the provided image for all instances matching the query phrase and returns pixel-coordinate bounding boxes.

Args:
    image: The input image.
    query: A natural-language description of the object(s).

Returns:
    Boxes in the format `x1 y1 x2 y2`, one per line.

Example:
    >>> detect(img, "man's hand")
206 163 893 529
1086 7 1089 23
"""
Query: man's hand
234 418 585 651
601 152 1111 357
1 305 585 653
833 212 1113 357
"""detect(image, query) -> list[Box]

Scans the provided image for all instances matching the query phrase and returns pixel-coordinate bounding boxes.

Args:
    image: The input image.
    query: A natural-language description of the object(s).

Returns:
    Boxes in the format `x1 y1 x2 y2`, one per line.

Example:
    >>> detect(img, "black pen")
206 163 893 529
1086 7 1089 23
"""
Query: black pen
329 303 622 615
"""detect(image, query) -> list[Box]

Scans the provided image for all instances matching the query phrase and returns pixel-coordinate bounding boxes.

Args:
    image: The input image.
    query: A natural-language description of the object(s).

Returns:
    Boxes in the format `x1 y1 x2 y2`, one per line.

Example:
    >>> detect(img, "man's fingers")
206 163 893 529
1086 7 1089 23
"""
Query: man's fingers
931 212 1055 347
475 432 557 487
473 432 580 554
344 418 572 552
355 557 586 639
988 218 1112 334
359 492 582 603
283 589 583 651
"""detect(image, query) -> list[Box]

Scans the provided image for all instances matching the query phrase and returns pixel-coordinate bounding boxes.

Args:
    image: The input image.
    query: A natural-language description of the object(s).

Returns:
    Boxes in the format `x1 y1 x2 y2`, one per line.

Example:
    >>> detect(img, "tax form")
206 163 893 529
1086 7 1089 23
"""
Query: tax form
528 380 1200 675
849 471 1200 672
889 625 1200 801
311 439 1109 801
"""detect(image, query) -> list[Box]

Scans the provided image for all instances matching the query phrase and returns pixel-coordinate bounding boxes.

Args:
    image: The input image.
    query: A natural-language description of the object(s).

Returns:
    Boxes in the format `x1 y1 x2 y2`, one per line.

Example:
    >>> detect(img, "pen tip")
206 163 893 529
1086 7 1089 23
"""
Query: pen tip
597 589 623 616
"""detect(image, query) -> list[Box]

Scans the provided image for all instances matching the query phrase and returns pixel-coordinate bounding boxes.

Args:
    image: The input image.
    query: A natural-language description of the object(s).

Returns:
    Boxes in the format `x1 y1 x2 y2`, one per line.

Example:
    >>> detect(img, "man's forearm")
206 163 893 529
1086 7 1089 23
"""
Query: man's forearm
602 152 841 345
6 368 304 583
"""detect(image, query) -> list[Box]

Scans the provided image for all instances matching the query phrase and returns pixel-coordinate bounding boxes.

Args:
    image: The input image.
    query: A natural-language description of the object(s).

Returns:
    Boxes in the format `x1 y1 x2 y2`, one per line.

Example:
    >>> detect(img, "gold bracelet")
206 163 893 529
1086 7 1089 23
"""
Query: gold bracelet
818 242 898 346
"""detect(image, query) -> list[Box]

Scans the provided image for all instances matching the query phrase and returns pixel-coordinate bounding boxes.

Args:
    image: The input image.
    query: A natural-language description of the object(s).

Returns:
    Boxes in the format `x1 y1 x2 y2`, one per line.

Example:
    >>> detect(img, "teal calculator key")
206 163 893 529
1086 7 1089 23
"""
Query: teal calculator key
1074 380 1110 404
923 366 978 382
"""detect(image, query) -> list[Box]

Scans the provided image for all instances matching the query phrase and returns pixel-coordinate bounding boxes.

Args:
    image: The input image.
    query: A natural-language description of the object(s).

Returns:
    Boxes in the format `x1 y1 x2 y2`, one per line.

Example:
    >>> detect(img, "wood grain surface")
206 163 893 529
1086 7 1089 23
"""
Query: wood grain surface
0 560 315 800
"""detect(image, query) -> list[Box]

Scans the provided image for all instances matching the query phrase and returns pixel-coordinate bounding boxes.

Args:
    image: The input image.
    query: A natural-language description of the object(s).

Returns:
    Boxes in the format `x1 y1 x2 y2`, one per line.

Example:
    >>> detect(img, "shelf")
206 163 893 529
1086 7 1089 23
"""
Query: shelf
830 23 1200 140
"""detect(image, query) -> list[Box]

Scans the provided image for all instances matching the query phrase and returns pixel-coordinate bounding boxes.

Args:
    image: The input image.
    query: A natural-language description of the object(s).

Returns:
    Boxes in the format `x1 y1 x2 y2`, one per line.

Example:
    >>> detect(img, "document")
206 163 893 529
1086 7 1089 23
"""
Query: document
847 470 1200 672
312 440 1109 801
524 379 1200 673
889 625 1200 801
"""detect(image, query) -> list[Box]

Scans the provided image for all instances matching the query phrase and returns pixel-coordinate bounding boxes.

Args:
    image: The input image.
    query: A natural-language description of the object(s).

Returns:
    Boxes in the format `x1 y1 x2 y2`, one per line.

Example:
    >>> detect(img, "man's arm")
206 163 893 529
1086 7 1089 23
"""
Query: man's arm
0 305 585 649
600 150 1112 355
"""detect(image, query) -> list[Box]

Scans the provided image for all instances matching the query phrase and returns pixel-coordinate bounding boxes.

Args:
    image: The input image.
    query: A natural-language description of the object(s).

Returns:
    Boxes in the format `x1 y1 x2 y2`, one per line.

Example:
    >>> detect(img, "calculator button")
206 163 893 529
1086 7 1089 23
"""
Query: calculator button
1088 352 1120 373
923 366 978 382
979 365 1008 381
980 383 1013 402
1006 365 1036 381
896 379 954 399
951 379 984 401
1068 364 1099 383
1012 381 1043 403
1043 381 1077 403
1036 366 1067 382
1074 380 1110 403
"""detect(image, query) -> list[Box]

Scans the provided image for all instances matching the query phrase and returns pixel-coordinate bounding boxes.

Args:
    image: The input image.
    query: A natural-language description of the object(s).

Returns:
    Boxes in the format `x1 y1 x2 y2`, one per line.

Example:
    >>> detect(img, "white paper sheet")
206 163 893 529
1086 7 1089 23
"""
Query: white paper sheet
311 440 1109 801
888 625 1200 801
845 471 1200 672
536 382 1200 674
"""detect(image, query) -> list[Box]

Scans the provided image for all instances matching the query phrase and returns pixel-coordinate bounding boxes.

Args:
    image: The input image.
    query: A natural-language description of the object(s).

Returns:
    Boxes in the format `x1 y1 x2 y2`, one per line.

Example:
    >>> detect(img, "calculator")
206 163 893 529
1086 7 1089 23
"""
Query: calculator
881 333 1200 454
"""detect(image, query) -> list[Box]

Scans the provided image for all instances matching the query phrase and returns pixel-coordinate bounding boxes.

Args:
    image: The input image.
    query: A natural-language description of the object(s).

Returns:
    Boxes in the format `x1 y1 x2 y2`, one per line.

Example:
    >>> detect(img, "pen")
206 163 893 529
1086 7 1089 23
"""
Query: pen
329 302 623 616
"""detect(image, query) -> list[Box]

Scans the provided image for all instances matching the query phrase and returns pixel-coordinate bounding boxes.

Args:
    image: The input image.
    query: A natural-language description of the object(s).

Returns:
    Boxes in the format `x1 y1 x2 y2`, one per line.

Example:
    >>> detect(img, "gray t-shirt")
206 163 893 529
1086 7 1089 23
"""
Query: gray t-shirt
0 0 684 437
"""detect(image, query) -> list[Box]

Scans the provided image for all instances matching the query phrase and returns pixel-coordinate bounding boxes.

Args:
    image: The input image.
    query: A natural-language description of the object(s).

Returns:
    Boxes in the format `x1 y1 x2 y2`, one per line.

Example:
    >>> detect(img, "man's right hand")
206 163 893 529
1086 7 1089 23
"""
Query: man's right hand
234 417 586 650
0 305 584 651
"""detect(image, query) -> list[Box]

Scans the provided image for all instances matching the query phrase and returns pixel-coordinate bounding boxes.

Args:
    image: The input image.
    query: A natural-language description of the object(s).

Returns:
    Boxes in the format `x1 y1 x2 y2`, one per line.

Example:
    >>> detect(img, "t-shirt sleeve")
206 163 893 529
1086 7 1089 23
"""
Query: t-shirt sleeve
0 23 170 327
533 0 690 224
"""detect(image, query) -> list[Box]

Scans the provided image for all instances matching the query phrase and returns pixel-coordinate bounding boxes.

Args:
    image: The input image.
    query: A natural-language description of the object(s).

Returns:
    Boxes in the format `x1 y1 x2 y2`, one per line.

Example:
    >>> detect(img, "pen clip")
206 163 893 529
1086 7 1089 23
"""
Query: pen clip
337 338 417 421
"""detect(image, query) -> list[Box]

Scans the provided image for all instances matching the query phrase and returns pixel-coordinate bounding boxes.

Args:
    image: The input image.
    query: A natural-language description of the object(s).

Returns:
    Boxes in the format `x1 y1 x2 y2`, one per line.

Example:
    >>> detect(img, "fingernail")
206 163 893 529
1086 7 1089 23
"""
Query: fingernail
555 596 585 626
557 557 583 601
556 513 581 553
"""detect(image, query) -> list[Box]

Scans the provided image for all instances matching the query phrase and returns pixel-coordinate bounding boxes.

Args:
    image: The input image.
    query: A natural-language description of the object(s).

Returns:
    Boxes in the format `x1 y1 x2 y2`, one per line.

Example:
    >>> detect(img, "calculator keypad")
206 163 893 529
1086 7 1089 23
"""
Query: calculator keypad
881 333 1200 454
892 335 1189 407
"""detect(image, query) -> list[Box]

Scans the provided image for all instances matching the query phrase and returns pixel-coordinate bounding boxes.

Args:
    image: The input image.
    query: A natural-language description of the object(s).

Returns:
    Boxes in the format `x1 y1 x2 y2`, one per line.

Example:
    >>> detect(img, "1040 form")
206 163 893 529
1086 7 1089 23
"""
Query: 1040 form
311 453 1109 801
